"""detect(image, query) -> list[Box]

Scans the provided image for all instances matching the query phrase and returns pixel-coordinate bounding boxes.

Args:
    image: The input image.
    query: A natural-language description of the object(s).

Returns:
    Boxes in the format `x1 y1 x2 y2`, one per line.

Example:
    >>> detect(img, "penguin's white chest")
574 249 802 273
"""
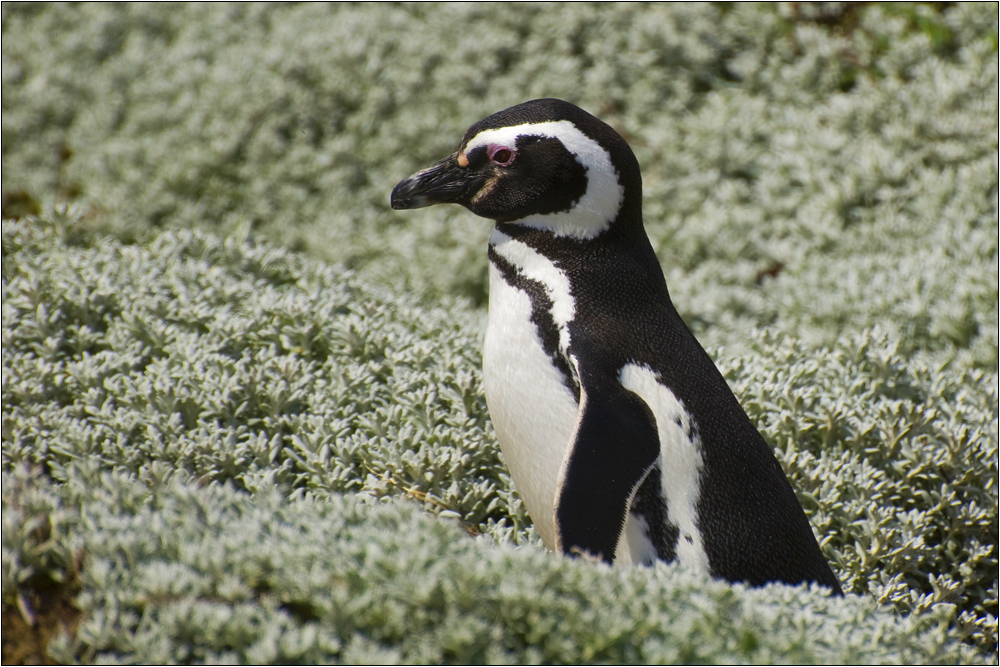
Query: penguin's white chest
482 229 707 570
483 260 579 551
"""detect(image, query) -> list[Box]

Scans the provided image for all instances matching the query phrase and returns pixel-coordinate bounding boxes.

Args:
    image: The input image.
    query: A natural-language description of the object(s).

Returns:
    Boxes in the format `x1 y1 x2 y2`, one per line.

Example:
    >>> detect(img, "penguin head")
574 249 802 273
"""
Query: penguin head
391 99 641 239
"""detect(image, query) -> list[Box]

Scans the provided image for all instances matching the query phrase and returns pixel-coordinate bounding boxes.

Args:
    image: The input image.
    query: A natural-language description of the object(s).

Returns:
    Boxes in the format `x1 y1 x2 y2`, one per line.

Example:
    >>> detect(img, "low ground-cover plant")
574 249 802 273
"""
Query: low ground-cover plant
2 2 997 663
2 216 996 661
2 463 985 664
3 4 997 364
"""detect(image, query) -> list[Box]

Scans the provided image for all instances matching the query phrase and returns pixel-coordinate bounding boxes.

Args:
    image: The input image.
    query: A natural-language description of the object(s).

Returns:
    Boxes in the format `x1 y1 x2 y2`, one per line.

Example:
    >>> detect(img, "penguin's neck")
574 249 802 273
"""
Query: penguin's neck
491 186 656 276
490 190 673 342
493 172 644 241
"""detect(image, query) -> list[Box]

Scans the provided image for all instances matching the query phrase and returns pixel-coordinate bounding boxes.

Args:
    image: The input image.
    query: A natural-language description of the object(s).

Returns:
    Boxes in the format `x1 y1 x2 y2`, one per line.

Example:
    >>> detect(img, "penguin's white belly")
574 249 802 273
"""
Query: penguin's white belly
483 262 579 551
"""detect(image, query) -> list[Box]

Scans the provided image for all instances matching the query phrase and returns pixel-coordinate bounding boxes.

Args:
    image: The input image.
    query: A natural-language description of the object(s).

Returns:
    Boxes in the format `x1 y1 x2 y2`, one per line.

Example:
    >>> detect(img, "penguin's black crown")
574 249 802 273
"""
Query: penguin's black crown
391 99 642 238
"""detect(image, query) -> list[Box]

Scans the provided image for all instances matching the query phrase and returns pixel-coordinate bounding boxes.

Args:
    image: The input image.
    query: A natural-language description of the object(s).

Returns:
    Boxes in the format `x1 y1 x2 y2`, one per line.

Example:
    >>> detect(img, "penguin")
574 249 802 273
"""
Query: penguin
390 99 842 593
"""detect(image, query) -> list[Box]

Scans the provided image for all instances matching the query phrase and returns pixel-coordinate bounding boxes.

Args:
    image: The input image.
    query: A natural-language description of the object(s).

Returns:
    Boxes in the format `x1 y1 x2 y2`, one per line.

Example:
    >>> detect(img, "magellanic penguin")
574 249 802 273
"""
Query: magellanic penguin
390 99 842 593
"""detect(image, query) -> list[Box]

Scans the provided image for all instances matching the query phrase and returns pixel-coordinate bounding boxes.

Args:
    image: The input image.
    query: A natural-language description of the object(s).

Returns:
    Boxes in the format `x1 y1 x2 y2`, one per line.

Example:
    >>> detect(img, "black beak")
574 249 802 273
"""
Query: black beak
390 153 481 210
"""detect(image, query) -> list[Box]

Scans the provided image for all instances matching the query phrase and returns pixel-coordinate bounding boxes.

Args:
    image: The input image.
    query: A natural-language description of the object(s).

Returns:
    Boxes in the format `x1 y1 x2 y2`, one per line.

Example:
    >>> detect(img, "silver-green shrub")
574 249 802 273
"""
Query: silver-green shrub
2 1 998 662
3 215 996 661
1 464 988 664
2 215 526 541
2 4 996 365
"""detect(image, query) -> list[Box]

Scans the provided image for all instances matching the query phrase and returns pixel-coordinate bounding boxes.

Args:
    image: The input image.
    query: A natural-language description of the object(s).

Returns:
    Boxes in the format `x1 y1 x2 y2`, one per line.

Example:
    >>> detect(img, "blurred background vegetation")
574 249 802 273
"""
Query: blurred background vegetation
3 2 997 663
4 3 996 360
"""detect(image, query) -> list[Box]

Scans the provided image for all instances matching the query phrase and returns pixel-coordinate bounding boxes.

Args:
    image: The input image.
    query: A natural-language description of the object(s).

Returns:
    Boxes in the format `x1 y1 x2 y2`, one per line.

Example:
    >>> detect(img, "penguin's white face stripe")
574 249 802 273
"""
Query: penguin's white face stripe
618 363 710 574
489 227 576 363
464 121 624 239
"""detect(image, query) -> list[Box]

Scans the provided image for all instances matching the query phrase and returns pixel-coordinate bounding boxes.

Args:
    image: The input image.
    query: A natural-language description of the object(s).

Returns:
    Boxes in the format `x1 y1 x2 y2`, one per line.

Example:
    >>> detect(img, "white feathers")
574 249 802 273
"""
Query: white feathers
486 228 710 572
464 121 624 239
618 363 710 574
489 228 576 365
616 511 659 566
485 228 710 573
483 231 580 550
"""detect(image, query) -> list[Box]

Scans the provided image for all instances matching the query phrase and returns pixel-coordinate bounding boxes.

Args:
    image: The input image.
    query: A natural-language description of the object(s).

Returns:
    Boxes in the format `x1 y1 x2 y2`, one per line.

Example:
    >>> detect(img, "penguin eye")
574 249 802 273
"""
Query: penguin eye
488 145 516 166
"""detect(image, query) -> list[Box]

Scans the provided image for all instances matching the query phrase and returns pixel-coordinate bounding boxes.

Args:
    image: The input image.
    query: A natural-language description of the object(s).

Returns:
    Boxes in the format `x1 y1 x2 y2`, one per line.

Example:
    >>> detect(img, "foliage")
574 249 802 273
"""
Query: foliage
1 2 998 663
0 464 987 665
2 216 523 542
2 4 997 364
3 217 997 662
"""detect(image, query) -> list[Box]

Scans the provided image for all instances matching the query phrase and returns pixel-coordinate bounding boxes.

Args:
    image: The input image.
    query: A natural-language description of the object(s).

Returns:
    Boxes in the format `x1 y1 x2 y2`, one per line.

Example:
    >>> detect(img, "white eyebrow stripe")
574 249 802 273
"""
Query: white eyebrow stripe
464 121 624 240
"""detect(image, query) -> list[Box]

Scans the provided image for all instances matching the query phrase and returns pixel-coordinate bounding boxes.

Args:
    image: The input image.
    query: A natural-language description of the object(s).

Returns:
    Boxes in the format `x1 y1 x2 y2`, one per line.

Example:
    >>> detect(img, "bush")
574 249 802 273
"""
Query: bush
2 2 997 662
1 463 986 664
3 217 996 662
2 4 997 360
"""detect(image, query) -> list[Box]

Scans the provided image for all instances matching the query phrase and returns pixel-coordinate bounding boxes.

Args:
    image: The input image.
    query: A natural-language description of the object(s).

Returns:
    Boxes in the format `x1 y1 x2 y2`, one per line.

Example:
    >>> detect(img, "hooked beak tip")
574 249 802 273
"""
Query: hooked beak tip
389 179 427 210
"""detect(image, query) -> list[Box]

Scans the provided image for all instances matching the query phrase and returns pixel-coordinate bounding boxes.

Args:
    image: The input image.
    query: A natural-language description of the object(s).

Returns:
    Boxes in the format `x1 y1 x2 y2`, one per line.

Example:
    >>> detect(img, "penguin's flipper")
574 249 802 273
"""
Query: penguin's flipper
554 383 661 563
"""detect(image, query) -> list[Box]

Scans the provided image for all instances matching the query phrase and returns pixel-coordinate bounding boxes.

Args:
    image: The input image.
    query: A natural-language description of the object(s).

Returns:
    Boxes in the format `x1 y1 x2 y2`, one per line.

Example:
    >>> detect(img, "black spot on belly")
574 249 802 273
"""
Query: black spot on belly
489 246 580 401
630 462 679 564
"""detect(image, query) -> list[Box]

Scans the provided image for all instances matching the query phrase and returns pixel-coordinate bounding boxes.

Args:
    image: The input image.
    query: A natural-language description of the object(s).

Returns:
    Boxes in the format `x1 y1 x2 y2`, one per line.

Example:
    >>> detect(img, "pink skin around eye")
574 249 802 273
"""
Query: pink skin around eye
487 144 516 166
